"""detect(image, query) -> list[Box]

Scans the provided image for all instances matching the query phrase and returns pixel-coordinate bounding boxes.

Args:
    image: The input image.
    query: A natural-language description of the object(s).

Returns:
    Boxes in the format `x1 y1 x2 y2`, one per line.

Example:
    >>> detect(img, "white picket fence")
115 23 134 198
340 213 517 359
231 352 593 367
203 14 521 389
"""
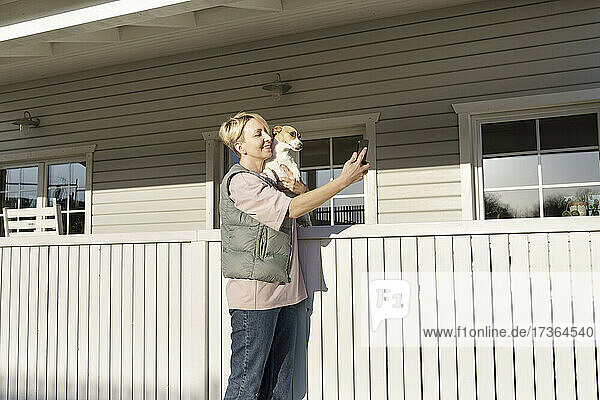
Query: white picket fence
0 218 598 399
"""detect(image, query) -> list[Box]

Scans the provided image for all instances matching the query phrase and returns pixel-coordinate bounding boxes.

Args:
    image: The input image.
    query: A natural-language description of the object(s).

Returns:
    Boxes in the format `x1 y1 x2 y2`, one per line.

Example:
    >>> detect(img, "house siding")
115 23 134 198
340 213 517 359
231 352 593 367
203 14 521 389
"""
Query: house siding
0 0 598 231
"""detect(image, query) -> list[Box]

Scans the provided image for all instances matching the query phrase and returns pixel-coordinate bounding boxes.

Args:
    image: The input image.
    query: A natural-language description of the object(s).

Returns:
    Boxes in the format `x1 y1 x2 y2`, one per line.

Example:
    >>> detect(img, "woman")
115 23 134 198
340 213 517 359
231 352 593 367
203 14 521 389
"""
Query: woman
218 111 369 400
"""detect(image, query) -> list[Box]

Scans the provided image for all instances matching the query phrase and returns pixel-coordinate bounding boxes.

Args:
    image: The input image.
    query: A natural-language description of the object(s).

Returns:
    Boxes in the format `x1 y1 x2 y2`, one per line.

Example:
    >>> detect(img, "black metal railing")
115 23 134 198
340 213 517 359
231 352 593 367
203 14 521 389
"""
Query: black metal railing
312 205 364 225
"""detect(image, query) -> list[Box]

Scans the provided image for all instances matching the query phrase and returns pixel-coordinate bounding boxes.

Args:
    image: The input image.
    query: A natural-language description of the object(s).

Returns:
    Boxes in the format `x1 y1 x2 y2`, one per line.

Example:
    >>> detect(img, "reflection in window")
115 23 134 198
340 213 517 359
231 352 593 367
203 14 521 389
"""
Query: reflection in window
333 168 364 195
311 200 331 226
484 190 540 219
543 187 600 217
541 151 600 185
0 166 39 235
481 112 600 219
333 197 365 224
483 155 538 188
300 134 365 225
47 162 86 234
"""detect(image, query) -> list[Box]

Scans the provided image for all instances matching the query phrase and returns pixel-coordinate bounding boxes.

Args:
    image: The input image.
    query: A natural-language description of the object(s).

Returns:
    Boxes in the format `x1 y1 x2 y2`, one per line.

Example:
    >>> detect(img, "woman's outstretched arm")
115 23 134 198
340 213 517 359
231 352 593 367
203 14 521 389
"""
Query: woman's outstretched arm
287 147 370 219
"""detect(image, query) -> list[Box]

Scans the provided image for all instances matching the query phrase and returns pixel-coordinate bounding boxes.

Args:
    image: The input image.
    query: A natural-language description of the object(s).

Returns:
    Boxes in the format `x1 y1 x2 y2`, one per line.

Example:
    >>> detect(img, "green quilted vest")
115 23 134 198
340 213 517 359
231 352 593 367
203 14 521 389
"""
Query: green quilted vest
220 163 293 283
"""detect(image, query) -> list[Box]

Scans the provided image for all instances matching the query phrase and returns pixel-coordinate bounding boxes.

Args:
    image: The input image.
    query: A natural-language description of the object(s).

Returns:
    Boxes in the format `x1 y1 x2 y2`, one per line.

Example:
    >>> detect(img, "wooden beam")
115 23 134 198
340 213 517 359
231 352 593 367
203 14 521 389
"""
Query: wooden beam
0 42 52 56
51 28 121 42
0 56 47 64
117 25 184 42
194 6 269 27
129 12 197 28
227 0 283 12
49 41 112 55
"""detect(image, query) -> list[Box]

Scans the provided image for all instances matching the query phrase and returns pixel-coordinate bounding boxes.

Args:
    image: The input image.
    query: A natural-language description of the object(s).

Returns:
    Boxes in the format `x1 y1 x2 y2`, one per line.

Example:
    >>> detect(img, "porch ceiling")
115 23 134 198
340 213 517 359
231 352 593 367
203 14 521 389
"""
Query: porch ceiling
0 0 484 87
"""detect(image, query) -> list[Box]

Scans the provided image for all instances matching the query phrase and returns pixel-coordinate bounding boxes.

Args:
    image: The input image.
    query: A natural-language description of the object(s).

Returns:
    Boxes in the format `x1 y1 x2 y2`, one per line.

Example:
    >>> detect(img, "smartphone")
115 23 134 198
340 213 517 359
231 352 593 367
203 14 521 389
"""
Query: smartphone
356 139 369 165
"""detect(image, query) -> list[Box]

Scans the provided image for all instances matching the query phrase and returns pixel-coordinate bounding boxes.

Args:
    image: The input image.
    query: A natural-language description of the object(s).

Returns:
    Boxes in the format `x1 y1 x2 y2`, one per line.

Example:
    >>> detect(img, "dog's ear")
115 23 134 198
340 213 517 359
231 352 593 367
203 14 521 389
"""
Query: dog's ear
272 126 283 136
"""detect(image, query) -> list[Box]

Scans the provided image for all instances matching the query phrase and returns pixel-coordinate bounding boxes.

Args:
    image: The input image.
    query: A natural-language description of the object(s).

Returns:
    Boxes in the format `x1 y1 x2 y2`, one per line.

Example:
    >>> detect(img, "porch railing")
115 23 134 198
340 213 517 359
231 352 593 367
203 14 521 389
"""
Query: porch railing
312 205 365 225
0 217 598 399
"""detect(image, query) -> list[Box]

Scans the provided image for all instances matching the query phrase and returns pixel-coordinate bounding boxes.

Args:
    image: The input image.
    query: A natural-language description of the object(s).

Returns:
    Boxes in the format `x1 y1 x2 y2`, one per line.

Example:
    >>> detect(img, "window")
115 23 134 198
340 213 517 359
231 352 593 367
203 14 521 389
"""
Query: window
0 144 95 235
453 89 600 220
480 113 599 219
300 135 365 225
0 161 87 235
47 162 87 234
225 134 367 225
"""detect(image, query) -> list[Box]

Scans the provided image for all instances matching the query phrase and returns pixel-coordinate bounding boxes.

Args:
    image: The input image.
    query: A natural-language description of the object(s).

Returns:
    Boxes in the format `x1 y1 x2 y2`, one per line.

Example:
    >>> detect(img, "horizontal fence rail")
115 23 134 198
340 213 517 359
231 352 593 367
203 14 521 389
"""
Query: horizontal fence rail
0 219 597 399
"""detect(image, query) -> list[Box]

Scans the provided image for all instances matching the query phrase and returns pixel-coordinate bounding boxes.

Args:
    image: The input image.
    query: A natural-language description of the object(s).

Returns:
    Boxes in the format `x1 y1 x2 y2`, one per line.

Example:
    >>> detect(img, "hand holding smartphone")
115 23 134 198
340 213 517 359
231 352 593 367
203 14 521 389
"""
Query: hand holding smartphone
356 139 369 165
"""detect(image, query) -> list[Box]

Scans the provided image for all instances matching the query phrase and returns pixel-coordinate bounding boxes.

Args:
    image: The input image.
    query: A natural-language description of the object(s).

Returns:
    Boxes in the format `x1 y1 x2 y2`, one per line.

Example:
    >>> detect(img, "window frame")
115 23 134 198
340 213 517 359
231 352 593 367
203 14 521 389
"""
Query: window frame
0 144 95 234
453 88 600 220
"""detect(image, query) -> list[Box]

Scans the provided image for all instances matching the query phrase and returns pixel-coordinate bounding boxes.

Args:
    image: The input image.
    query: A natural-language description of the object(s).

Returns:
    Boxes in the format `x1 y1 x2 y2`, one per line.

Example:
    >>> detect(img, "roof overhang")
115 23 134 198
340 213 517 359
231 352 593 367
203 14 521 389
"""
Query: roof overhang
0 0 486 86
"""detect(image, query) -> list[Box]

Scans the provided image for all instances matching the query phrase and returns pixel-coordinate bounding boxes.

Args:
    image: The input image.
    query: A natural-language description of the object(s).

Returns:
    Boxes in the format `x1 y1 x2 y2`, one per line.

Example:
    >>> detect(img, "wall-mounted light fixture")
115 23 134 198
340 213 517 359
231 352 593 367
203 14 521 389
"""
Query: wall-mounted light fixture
12 111 40 134
262 73 291 101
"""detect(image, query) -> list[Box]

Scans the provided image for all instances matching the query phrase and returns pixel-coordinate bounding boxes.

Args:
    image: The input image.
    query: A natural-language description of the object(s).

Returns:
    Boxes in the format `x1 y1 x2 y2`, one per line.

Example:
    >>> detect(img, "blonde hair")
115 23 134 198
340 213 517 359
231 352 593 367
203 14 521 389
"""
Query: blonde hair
219 111 270 158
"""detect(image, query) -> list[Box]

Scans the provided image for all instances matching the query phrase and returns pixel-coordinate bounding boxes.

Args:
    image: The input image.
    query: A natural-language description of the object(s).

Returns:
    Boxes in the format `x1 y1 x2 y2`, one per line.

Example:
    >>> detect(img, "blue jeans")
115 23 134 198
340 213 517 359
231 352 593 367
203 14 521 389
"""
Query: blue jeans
223 299 304 400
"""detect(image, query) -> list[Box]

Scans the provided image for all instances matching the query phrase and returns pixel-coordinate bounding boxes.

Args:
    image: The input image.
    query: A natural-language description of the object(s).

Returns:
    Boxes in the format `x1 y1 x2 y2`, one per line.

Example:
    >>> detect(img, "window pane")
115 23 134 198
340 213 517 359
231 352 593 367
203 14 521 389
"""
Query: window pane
49 164 70 186
23 167 38 184
71 190 85 210
540 113 598 150
543 186 600 217
301 138 329 167
301 169 331 191
48 186 69 210
310 199 331 226
72 162 86 188
21 184 37 192
332 168 364 195
541 151 600 185
61 213 67 234
483 155 538 188
333 197 364 225
333 135 362 165
3 192 18 209
69 212 85 234
481 119 536 155
6 169 19 184
20 191 37 208
484 190 540 219
1 167 38 192
47 187 58 206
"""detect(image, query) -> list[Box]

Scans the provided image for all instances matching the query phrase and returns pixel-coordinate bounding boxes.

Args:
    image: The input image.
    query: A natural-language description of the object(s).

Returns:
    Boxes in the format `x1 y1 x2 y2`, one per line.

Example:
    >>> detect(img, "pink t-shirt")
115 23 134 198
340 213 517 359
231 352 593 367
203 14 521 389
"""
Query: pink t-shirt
225 172 308 310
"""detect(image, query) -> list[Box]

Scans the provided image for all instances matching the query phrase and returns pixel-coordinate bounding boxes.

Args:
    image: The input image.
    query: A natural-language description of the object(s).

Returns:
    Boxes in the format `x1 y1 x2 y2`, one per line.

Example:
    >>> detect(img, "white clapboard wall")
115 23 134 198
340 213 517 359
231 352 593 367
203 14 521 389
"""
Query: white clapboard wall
0 220 599 399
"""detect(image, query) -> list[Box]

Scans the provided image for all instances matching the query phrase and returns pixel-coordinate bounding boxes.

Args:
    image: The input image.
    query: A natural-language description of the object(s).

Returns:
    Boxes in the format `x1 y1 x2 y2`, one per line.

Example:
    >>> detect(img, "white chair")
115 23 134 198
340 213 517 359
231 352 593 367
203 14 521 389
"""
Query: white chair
2 203 63 237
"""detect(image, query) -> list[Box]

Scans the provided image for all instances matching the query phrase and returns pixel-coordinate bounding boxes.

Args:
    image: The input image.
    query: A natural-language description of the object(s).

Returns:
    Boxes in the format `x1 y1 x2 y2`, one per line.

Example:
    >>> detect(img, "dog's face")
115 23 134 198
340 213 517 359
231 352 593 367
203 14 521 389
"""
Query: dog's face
272 125 303 151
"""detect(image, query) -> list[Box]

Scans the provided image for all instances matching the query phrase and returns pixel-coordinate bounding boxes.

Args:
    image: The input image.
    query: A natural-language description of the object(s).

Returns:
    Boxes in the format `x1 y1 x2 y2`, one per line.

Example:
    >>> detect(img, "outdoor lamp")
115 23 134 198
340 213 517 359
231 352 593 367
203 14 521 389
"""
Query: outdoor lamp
262 73 291 101
12 111 40 134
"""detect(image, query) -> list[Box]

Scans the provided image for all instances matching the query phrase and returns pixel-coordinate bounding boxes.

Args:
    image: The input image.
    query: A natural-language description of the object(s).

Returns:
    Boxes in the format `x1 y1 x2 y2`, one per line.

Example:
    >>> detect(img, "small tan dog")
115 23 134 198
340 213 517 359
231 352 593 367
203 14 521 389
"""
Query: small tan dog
264 125 312 226
263 125 303 182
